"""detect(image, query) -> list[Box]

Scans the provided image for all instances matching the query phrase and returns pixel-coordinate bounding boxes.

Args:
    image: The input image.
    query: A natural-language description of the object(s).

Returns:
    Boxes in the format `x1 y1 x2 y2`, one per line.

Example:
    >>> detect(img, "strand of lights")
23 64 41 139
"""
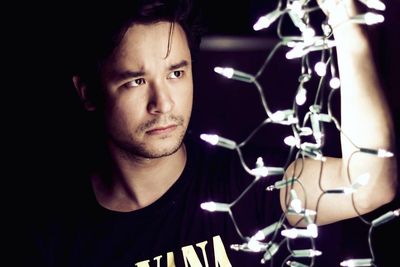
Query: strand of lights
202 0 392 265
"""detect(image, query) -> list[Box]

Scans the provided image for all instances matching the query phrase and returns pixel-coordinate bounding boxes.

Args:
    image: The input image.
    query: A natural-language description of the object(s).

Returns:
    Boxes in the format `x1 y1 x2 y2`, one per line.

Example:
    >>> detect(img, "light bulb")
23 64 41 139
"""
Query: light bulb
214 67 254 83
359 147 394 158
358 0 386 11
296 87 307 105
314 61 327 77
252 221 283 240
371 209 400 227
200 134 237 150
200 201 230 212
340 258 373 266
329 77 341 89
261 243 279 263
253 9 283 31
292 249 322 258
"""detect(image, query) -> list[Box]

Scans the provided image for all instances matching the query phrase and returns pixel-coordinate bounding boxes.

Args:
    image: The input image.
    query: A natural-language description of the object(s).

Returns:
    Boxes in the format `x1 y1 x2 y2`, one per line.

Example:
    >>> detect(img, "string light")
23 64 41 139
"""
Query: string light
340 258 373 267
205 0 393 265
214 67 255 83
359 147 394 158
371 209 400 227
357 0 386 11
200 201 231 212
200 134 237 149
292 249 322 258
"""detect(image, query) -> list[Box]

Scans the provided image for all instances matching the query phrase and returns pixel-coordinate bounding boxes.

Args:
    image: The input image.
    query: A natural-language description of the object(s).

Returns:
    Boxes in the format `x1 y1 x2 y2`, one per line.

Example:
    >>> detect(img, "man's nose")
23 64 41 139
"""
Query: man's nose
147 81 174 114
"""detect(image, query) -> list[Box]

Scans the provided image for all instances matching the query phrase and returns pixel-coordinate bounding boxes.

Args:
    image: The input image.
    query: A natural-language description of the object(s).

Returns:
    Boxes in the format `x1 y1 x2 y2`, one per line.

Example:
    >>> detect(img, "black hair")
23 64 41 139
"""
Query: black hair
70 0 204 88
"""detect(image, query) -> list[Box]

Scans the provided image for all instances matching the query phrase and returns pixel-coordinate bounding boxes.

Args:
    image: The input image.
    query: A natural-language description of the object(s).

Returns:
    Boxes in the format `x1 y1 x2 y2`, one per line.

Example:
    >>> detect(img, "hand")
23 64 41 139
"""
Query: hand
316 0 357 28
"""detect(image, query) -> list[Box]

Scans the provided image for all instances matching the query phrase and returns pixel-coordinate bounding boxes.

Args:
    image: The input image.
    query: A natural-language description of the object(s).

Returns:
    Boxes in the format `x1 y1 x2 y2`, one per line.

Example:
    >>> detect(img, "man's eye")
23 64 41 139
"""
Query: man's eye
125 78 146 88
168 70 184 79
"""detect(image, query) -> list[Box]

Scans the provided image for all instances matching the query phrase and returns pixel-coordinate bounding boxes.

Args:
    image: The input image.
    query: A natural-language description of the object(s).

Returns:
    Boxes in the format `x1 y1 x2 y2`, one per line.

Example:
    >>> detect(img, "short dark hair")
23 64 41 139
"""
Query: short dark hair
70 0 204 86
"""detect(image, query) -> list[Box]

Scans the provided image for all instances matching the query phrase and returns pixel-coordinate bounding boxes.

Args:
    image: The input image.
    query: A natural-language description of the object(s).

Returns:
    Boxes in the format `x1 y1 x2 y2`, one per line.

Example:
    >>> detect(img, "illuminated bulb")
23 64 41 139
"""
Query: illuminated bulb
253 9 283 31
290 189 302 213
371 209 400 227
281 225 317 239
314 61 327 77
351 12 384 25
253 221 283 240
200 201 230 212
364 12 385 24
261 242 279 263
340 258 373 266
292 249 322 258
270 109 298 124
200 134 237 150
302 27 315 40
247 238 266 252
214 67 234 78
250 166 269 178
287 261 309 267
329 77 341 89
230 241 267 252
266 177 298 191
358 0 386 11
306 223 318 238
286 44 308 59
299 127 312 136
351 173 370 190
296 87 307 105
359 147 393 158
287 208 317 216
214 67 254 83
284 136 298 147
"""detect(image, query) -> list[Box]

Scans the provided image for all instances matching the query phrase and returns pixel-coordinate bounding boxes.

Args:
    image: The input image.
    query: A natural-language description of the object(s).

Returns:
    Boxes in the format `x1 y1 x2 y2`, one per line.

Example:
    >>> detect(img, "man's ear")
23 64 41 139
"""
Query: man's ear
72 76 96 111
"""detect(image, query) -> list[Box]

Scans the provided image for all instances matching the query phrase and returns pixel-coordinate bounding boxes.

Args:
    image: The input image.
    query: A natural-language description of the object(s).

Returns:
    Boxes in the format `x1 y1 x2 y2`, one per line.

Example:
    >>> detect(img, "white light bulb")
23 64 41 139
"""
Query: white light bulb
200 134 219 145
364 12 384 25
284 136 298 147
358 0 386 11
296 87 307 105
253 9 283 31
214 67 234 78
340 258 373 266
200 201 230 212
314 61 327 77
329 77 341 89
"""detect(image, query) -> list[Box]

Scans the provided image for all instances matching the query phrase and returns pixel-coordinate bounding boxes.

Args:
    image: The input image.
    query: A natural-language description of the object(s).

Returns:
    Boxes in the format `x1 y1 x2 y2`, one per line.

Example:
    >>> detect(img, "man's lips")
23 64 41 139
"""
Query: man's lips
145 125 178 135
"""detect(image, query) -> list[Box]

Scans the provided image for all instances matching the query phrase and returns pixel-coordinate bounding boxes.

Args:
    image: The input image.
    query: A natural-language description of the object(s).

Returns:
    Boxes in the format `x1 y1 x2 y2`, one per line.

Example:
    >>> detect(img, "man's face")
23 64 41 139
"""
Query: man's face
99 22 193 159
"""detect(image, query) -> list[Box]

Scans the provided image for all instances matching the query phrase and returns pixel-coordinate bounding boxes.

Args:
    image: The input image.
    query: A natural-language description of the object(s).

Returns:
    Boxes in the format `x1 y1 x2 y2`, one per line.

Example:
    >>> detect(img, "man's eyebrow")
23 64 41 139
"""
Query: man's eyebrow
113 69 145 81
169 60 189 71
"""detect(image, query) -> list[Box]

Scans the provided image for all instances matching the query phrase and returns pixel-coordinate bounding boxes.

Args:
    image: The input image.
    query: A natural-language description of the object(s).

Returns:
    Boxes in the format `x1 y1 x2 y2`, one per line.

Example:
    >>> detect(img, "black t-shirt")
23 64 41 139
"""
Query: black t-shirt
26 136 282 267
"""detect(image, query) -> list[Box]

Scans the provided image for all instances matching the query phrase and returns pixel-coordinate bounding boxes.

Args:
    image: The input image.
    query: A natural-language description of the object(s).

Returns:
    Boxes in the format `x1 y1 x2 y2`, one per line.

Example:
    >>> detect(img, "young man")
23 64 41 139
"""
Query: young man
27 0 397 266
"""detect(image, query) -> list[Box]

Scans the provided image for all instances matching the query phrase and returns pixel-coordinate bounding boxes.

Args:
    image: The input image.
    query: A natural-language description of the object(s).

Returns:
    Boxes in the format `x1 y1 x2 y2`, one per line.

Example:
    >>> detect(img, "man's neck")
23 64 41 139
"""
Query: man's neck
92 144 187 212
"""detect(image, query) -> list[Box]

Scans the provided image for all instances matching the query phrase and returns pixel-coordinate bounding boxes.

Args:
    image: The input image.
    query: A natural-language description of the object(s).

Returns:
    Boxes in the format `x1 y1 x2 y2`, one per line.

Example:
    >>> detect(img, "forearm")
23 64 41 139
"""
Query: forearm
331 1 397 210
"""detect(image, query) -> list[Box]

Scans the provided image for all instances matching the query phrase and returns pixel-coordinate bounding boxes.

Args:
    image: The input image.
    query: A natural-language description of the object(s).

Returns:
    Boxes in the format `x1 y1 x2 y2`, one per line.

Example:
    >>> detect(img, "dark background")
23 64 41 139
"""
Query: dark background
8 0 399 266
